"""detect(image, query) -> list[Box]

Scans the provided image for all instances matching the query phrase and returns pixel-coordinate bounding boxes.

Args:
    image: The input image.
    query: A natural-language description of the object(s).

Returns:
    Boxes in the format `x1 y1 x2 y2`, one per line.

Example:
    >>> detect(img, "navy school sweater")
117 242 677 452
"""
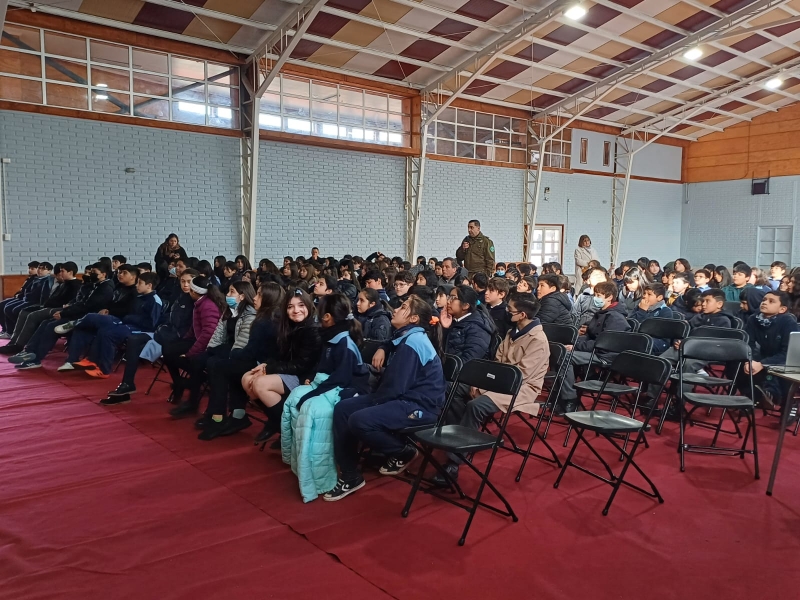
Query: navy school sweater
122 292 163 333
745 313 799 365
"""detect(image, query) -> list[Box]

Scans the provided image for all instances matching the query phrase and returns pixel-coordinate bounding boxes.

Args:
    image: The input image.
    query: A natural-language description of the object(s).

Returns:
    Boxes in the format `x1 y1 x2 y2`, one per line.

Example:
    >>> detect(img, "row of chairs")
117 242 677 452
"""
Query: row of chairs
401 319 766 545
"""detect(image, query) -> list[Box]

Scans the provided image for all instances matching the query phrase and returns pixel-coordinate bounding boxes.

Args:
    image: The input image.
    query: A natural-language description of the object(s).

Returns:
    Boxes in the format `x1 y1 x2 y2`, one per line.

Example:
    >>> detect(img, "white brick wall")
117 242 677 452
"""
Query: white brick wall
0 110 241 273
682 177 799 268
420 159 524 262
256 141 406 262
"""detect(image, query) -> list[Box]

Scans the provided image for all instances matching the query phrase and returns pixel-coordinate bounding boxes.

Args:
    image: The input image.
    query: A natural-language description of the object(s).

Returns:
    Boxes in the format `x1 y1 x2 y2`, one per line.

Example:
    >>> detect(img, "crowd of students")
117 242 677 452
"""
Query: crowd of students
1 235 797 502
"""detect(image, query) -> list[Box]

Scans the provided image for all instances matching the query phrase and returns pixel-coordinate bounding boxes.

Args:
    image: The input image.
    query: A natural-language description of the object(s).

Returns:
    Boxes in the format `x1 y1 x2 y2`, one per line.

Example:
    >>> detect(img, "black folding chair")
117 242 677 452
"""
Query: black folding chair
638 317 690 350
677 338 759 478
626 318 640 332
489 332 503 359
402 359 523 546
540 323 578 438
146 359 169 395
732 316 745 330
723 302 741 315
656 326 748 434
564 331 653 447
554 351 671 515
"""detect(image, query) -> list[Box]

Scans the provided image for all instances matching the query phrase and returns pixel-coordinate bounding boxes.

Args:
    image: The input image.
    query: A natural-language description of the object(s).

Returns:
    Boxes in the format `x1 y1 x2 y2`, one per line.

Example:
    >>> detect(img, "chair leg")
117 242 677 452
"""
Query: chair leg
679 398 686 472
657 383 675 435
146 362 165 396
750 409 760 480
515 412 562 482
563 392 584 448
554 430 582 489
401 452 430 518
457 447 515 546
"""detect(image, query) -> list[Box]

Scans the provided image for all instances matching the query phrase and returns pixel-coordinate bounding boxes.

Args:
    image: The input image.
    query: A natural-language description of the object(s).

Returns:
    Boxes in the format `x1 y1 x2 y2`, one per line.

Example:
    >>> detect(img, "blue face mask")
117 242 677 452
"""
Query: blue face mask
169 267 177 276
497 270 506 277
592 296 606 308
225 296 238 309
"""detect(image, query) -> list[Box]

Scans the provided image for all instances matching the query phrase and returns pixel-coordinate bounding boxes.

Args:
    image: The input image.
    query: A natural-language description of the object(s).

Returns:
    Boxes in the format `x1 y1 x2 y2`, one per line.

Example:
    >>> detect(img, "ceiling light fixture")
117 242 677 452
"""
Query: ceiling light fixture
95 83 108 88
765 77 783 89
683 47 703 61
564 5 587 20
95 94 108 100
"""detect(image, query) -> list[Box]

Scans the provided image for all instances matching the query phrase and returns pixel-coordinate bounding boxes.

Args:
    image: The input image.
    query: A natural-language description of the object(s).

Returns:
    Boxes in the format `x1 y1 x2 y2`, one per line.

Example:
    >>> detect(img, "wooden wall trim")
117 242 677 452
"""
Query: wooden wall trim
0 101 243 137
429 154 526 170
259 129 417 157
7 11 244 65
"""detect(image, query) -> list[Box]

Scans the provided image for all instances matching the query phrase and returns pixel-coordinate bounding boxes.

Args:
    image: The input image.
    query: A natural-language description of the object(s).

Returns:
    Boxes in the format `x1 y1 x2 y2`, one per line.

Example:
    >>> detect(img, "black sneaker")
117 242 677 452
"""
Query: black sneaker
0 344 21 355
108 383 136 397
198 417 229 441
323 477 365 502
554 400 577 417
254 420 280 444
194 414 212 430
379 446 418 475
169 401 197 419
100 394 131 406
219 415 252 436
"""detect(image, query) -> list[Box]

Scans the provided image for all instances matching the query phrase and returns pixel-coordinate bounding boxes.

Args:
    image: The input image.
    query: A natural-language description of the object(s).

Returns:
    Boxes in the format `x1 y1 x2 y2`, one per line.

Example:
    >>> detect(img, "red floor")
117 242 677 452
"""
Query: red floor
1 346 798 600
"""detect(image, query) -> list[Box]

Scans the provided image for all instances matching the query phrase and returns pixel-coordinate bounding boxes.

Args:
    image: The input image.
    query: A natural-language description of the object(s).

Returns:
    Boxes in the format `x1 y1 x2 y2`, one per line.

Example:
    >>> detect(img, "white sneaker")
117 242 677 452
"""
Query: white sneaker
697 369 709 376
0 332 11 340
54 321 76 335
57 362 75 372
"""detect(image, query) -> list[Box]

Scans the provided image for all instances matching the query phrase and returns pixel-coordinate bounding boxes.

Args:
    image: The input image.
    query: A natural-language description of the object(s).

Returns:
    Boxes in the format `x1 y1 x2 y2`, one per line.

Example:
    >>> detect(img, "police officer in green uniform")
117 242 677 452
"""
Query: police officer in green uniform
456 219 495 278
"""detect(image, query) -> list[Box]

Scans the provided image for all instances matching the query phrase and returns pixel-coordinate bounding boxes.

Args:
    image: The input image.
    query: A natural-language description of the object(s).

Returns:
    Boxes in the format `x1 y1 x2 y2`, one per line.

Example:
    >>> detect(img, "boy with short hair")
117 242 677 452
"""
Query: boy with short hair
690 288 738 329
494 262 507 278
668 273 693 317
769 261 787 291
721 262 753 302
0 261 40 338
3 262 54 335
485 277 511 337
741 290 798 408
557 281 631 415
631 283 674 353
363 270 390 303
471 272 488 304
694 269 712 292
536 273 573 325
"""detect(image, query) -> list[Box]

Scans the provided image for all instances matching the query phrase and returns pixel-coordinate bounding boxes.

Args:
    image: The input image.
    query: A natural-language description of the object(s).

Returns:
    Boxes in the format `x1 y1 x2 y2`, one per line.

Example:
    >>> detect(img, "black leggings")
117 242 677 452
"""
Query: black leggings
205 355 255 415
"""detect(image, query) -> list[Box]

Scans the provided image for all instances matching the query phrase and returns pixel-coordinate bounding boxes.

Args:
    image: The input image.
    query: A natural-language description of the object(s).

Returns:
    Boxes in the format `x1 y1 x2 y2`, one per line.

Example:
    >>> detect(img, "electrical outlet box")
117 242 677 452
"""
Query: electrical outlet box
2 234 11 241
1 158 10 164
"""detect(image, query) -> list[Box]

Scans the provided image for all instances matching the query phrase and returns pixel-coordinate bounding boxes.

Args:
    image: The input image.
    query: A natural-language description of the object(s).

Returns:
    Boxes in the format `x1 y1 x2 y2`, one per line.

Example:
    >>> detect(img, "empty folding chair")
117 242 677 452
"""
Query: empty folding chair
402 359 523 546
677 338 759 478
540 323 578 438
554 351 671 515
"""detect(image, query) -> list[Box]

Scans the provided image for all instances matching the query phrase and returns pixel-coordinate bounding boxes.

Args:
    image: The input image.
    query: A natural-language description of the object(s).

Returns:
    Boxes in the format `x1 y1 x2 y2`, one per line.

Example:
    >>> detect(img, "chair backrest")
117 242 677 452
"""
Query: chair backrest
457 359 522 398
607 351 672 387
359 339 384 364
638 317 690 342
548 341 567 373
595 331 653 355
626 318 640 332
723 301 741 315
541 322 578 346
488 332 503 360
442 353 463 384
672 311 685 320
689 326 748 342
732 316 745 330
681 337 751 363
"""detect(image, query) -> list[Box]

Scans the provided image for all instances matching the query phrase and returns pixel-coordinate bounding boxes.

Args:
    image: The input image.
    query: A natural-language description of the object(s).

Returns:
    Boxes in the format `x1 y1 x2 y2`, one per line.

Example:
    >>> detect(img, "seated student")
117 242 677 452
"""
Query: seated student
3 262 54 335
220 261 240 291
326 295 446 501
494 262 507 278
136 262 152 273
415 270 439 289
556 281 631 415
471 272 488 304
516 275 536 294
556 274 573 300
244 289 323 444
9 263 115 370
60 272 162 378
485 277 512 338
721 262 753 302
667 272 693 317
111 255 127 285
389 271 415 309
362 270 390 304
432 293 549 485
611 266 625 290
694 268 712 292
630 283 674 353
102 269 198 403
1 262 82 356
769 261 787 291
281 294 370 502
536 273 573 325
572 267 608 327
356 288 391 341
739 291 798 409
619 267 649 316
163 276 225 416
0 262 40 337
504 267 521 291
192 283 285 423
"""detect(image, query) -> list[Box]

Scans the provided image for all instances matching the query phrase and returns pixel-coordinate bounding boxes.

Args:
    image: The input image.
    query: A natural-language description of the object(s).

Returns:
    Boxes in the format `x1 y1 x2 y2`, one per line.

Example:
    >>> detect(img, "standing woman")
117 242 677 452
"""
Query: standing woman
154 233 188 280
574 235 600 282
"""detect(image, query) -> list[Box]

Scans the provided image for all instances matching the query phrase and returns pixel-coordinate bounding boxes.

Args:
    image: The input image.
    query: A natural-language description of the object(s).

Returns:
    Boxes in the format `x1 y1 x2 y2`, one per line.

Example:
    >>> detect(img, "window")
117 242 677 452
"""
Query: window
529 122 571 169
426 105 528 165
757 226 792 270
0 22 240 129
579 138 588 164
259 74 410 147
528 225 563 267
603 141 611 167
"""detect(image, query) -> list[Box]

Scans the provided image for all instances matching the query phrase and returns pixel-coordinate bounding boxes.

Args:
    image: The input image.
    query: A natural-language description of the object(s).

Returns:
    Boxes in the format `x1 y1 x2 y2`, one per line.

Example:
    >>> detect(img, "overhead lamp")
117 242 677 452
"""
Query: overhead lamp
564 5 587 20
95 94 108 100
765 77 783 89
683 47 703 61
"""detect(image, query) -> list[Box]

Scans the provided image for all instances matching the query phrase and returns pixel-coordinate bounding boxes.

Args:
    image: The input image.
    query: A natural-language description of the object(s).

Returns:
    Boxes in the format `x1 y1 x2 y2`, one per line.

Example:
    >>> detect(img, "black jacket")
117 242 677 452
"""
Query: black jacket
538 292 573 326
389 292 410 310
44 279 82 309
444 310 495 362
166 292 195 337
156 277 182 306
574 302 630 353
487 301 512 339
234 316 279 364
61 279 115 320
266 324 323 383
154 245 188 279
688 311 738 330
108 284 138 319
745 313 798 365
357 305 392 341
338 279 358 307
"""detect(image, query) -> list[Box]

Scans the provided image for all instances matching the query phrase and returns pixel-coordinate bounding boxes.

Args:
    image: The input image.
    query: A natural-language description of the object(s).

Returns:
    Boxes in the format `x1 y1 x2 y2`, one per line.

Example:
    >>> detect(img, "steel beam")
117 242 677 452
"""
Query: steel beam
405 156 424 262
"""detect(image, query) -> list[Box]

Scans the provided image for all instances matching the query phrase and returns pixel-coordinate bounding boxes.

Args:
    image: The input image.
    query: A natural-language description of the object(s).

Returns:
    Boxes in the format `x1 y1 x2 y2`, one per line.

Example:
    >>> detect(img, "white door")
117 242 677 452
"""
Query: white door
757 226 792 270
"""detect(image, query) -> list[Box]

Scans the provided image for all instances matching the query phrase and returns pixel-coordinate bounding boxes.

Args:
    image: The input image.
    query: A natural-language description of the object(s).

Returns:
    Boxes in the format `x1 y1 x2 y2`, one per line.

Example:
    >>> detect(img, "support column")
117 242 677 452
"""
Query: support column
610 134 634 269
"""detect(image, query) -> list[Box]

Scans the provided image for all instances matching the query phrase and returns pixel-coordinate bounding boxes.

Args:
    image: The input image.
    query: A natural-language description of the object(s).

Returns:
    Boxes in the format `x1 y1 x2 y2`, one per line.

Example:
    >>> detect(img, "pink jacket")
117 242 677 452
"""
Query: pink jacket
186 295 221 357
